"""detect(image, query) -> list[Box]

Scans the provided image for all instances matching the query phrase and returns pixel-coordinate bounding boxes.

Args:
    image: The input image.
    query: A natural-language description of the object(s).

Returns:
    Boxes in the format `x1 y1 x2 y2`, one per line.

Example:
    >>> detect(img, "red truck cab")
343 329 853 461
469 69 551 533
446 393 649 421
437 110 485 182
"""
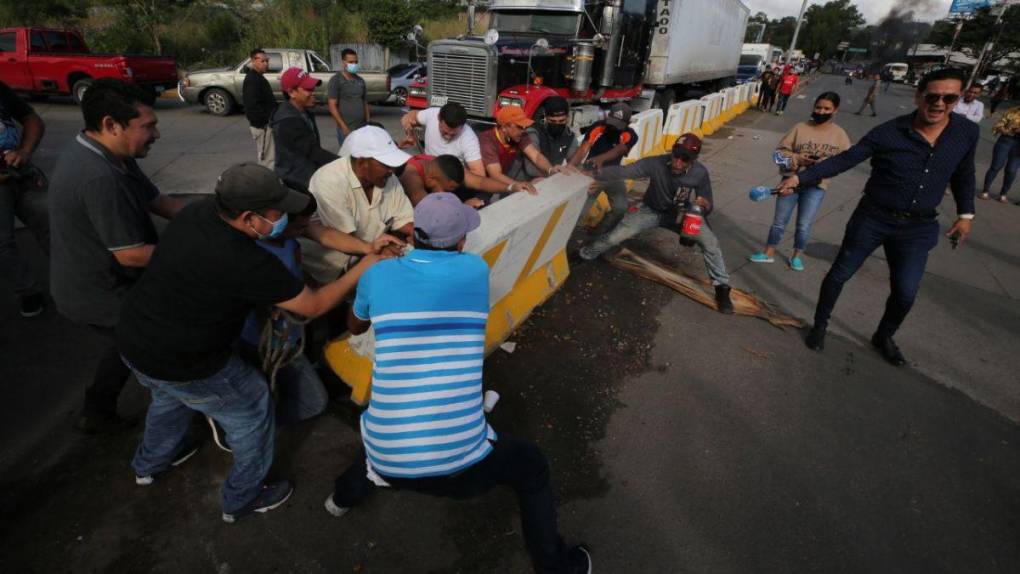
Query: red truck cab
0 27 178 103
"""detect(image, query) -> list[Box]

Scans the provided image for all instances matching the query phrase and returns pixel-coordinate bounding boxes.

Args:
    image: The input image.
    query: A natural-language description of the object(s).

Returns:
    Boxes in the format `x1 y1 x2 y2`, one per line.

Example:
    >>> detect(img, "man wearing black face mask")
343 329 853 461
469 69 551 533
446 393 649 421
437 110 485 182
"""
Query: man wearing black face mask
518 96 579 179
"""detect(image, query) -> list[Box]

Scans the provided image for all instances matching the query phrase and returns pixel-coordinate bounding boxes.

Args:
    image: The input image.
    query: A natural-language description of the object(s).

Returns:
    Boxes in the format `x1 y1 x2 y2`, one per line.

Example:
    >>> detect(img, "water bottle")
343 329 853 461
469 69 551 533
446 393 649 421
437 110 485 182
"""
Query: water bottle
772 150 793 169
749 185 774 202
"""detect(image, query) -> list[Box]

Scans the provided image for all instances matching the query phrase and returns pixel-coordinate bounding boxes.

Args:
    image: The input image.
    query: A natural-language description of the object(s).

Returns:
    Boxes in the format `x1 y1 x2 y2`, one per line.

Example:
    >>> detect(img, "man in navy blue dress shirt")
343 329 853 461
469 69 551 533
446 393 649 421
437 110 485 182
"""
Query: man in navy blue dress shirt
777 68 978 366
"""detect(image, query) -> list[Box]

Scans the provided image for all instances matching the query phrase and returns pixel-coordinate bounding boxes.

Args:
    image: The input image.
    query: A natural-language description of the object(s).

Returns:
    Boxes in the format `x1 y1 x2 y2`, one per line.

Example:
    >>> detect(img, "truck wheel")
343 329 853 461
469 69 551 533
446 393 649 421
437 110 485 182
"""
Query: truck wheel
652 89 675 113
72 78 93 105
392 87 409 106
204 88 234 116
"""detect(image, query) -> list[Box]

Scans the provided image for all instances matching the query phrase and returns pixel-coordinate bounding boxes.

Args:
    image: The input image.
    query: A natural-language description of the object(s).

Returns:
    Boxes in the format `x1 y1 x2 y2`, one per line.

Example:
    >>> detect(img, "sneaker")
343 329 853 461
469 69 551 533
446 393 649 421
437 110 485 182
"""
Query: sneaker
747 252 774 263
567 544 593 574
978 192 990 200
324 494 350 518
222 480 294 523
789 256 805 271
135 440 201 486
577 245 599 262
805 326 826 351
73 413 137 435
998 195 1010 204
207 415 232 453
19 292 45 318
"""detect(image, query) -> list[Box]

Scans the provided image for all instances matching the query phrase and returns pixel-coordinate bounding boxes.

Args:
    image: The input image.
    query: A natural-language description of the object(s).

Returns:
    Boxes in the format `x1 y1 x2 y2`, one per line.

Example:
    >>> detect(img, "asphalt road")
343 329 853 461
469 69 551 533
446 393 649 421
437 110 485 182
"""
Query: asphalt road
1 76 1019 573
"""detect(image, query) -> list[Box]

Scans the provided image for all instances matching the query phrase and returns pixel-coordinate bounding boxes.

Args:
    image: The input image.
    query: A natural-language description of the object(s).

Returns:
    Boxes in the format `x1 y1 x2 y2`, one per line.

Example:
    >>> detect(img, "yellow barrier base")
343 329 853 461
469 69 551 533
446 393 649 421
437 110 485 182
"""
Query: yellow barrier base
325 249 573 406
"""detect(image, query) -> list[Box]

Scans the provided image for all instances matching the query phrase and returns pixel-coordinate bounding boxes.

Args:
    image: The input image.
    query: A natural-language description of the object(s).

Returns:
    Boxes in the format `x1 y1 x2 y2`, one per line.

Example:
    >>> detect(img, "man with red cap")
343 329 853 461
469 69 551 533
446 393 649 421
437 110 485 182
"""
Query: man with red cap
270 67 337 191
477 106 568 200
579 133 735 314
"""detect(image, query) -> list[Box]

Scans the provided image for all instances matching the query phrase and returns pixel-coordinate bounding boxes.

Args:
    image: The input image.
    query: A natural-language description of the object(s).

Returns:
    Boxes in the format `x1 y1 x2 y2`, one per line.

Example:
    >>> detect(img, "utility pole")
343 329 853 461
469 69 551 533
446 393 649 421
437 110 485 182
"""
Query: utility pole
787 0 811 63
945 17 964 65
968 3 1012 88
756 22 766 43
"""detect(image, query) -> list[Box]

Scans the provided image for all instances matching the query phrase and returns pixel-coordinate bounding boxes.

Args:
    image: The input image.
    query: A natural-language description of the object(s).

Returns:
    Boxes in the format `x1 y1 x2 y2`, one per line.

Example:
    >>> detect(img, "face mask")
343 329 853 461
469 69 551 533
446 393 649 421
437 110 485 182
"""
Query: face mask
811 112 833 124
345 63 359 74
546 123 566 137
252 213 289 239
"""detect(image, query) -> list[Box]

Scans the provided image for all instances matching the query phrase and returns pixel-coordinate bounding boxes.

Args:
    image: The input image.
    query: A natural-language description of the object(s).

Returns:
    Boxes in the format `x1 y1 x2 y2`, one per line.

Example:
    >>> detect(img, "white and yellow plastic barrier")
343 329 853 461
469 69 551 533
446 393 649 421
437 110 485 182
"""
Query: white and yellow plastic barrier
661 100 705 153
325 173 591 405
623 108 664 164
699 93 725 136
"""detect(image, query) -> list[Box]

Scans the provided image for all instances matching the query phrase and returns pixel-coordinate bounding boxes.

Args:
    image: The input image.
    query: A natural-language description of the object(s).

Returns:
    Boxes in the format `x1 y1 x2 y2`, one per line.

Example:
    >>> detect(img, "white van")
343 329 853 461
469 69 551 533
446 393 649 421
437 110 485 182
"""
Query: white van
884 63 909 82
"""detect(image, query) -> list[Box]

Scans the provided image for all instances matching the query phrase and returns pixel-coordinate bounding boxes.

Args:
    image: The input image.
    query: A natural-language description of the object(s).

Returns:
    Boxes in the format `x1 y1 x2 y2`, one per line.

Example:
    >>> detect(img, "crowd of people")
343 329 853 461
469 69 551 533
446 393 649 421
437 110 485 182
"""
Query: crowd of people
2 43 1019 571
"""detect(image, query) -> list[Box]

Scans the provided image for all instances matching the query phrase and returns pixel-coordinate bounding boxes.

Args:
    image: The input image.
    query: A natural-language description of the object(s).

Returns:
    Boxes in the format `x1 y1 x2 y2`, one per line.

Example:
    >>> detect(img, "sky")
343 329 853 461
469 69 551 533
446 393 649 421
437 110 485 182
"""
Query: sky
743 0 956 25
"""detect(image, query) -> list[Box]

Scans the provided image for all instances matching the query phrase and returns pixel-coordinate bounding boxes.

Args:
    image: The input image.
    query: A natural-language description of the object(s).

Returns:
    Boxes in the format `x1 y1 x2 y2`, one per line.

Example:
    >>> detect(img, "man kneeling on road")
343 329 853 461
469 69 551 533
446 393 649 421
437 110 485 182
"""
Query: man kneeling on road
326 192 593 574
578 134 735 314
117 164 381 523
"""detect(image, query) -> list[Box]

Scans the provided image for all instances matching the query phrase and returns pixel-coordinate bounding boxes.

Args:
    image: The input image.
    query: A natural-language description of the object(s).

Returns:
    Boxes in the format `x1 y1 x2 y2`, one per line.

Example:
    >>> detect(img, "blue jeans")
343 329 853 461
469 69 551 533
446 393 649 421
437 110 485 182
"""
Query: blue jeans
776 93 791 111
129 354 275 514
336 127 347 148
273 354 329 425
0 172 49 296
766 186 826 251
814 202 939 337
982 135 1020 197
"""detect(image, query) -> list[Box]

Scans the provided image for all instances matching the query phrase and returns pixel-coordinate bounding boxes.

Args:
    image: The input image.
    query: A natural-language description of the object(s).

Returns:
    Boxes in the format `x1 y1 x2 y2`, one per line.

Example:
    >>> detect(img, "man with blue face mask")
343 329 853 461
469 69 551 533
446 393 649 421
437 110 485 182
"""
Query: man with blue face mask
117 163 384 523
327 49 369 147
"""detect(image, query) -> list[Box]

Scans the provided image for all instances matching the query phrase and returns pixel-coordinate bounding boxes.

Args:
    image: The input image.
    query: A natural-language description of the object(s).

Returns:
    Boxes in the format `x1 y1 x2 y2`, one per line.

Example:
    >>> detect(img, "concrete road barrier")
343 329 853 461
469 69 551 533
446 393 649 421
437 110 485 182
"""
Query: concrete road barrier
324 172 592 405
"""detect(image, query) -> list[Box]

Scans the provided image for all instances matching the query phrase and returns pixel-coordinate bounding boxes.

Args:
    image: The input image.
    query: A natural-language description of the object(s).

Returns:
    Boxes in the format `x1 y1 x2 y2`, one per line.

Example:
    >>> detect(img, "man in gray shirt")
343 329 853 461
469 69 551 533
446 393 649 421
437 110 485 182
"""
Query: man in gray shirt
49 79 184 434
578 133 734 313
327 48 369 147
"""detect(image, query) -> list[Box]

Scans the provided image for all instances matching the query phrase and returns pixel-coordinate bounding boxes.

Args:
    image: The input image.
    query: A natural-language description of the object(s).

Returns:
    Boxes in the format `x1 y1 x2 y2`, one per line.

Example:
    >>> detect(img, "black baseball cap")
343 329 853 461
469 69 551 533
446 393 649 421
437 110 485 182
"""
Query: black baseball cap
215 163 310 214
544 96 569 116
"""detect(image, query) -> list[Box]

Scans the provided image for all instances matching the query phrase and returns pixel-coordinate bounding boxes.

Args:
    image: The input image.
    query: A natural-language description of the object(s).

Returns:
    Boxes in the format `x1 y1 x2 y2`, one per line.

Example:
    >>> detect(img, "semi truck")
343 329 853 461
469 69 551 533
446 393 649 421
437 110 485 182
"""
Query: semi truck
737 43 783 82
408 0 750 121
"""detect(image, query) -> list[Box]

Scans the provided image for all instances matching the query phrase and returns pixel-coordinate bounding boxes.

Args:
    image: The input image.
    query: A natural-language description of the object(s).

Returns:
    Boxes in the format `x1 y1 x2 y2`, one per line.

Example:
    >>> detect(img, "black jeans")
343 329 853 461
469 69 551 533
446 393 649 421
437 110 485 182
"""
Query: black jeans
814 203 939 337
83 325 131 417
334 434 569 573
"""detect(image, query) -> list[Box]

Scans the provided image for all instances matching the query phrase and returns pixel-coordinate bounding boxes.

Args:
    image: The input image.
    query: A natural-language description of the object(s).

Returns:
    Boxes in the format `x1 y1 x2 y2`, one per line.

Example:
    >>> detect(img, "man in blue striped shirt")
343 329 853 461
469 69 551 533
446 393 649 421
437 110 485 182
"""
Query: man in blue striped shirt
779 68 978 366
326 192 591 574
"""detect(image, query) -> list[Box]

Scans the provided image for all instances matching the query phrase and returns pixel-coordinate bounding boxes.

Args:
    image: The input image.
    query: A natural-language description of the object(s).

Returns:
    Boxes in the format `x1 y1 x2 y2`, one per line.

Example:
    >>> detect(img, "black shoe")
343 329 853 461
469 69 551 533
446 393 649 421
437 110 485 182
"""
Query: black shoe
714 285 734 315
73 413 137 435
871 333 906 366
805 326 826 351
19 292 45 318
567 544 592 574
222 480 294 523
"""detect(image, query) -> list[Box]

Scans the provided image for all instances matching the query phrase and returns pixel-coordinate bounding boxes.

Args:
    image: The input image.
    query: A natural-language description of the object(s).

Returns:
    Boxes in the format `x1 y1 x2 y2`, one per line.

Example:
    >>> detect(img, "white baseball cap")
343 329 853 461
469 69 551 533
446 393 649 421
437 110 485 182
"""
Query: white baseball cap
344 125 411 168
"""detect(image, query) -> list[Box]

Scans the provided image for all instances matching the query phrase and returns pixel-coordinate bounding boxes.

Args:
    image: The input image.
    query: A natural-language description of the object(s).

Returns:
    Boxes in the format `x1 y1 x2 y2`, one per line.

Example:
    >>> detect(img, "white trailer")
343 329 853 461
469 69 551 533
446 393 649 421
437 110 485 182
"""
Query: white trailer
645 0 751 97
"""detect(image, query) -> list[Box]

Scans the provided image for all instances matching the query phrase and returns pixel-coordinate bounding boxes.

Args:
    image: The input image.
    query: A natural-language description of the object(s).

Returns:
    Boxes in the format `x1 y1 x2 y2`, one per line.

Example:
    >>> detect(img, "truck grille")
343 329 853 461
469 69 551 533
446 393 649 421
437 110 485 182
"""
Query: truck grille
429 45 493 117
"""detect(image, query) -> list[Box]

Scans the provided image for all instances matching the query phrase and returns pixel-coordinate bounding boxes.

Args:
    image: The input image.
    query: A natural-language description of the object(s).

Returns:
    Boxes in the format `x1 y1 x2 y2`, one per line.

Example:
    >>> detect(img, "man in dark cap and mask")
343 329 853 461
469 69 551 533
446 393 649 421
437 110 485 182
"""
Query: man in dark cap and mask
517 96 580 179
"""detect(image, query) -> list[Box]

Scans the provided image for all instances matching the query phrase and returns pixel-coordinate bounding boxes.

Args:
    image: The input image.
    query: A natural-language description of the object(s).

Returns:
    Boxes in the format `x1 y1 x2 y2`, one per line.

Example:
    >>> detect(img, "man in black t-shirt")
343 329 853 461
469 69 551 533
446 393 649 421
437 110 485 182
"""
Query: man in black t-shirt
570 102 639 233
242 48 277 169
118 163 381 523
0 81 48 318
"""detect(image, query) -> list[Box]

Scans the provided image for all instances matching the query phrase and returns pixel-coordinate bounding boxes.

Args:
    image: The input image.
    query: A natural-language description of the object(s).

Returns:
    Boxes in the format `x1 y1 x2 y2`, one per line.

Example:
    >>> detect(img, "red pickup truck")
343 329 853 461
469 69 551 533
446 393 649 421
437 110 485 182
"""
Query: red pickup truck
0 27 178 103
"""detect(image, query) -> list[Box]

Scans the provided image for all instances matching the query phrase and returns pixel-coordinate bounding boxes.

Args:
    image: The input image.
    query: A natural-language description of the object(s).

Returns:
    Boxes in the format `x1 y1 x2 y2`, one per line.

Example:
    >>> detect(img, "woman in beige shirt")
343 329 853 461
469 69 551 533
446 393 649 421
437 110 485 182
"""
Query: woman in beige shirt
749 92 851 271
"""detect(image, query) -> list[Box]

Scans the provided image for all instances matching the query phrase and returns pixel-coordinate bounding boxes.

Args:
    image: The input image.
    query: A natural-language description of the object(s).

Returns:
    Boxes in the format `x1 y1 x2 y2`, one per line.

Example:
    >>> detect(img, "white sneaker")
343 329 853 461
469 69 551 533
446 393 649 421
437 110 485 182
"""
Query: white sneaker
324 494 350 518
135 475 154 486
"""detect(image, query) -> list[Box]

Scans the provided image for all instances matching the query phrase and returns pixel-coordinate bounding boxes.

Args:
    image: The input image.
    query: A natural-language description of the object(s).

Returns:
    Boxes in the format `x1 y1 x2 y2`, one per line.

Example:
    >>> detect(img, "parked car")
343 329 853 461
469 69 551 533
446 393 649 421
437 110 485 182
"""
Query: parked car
386 62 426 106
0 27 178 103
178 48 389 116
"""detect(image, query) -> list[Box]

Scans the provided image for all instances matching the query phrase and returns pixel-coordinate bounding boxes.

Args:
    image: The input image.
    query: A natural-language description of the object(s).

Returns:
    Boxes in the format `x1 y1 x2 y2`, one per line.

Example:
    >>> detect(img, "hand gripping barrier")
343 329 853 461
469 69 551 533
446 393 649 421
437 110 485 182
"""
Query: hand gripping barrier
324 172 592 405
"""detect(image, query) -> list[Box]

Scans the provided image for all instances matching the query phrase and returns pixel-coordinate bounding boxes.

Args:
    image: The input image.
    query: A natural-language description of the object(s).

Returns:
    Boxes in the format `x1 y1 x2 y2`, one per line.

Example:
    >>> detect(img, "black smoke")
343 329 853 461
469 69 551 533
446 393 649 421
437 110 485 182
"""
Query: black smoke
872 0 936 63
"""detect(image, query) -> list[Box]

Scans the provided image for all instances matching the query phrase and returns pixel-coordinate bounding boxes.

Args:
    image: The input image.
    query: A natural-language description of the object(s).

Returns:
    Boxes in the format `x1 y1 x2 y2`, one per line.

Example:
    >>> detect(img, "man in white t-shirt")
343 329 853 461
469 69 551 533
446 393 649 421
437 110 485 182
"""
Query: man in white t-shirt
953 84 985 124
301 126 414 284
399 103 485 178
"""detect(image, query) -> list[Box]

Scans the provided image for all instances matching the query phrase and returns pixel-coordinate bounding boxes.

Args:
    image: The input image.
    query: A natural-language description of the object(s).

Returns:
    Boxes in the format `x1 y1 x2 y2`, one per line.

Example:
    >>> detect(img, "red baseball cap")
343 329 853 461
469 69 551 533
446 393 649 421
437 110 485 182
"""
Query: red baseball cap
281 67 321 93
672 133 702 158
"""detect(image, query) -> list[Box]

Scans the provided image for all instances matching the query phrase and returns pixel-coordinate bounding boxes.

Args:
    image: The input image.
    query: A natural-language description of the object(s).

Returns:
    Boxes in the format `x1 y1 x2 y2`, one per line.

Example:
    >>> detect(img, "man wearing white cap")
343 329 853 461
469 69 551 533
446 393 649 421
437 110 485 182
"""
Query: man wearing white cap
301 125 414 284
325 192 593 574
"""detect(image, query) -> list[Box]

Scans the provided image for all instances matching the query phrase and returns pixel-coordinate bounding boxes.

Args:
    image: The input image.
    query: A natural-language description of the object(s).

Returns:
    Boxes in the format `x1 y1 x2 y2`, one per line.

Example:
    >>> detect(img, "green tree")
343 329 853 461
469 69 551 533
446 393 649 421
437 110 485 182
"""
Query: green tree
744 11 769 43
764 16 797 51
0 0 88 26
798 0 865 60
365 0 416 50
928 6 1020 69
107 0 199 54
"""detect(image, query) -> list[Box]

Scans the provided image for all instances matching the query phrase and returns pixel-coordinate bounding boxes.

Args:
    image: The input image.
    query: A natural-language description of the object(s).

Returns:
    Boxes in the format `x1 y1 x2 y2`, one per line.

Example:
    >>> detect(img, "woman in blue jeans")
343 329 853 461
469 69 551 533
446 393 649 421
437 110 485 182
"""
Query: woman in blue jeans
750 92 851 270
978 105 1020 203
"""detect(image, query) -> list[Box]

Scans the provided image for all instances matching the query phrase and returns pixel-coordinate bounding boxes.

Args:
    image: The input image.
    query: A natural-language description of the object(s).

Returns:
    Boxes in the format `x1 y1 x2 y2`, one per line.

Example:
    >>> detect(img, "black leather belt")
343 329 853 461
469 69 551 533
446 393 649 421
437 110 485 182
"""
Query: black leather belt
860 196 937 221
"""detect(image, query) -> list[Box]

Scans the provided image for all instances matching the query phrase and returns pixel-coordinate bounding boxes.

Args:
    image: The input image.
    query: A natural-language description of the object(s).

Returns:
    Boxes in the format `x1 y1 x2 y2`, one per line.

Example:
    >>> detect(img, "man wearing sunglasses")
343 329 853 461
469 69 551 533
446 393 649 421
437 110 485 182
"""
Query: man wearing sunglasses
778 68 979 366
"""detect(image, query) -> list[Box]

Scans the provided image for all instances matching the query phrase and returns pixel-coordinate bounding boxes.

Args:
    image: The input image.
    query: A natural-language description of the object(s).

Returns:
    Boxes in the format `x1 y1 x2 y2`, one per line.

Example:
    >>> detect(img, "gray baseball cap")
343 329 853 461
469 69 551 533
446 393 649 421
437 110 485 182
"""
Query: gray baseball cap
606 102 632 129
215 163 310 214
413 192 481 248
